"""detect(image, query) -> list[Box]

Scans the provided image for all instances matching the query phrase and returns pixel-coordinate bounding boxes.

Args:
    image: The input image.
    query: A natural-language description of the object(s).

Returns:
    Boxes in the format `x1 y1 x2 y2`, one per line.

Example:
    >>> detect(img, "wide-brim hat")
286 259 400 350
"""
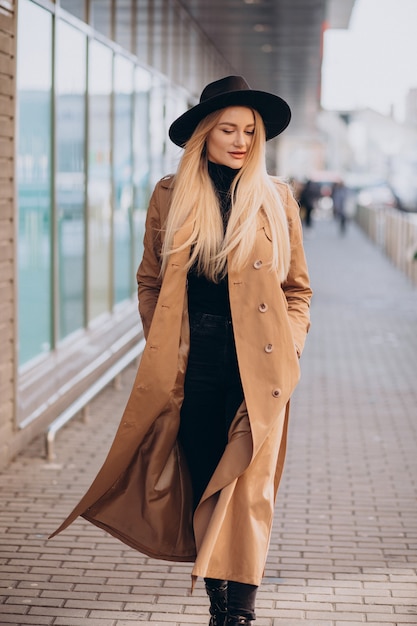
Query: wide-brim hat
169 75 291 147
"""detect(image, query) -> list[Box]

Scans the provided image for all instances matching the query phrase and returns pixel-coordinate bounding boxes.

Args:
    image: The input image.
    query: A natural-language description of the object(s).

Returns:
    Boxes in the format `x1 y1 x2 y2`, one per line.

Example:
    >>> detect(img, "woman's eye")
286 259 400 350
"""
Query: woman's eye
222 129 233 134
245 130 255 135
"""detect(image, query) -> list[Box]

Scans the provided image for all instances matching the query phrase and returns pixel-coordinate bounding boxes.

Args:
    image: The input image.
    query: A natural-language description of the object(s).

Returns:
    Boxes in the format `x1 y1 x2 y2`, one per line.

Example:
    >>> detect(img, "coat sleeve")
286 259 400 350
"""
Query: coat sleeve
281 184 312 357
136 183 164 339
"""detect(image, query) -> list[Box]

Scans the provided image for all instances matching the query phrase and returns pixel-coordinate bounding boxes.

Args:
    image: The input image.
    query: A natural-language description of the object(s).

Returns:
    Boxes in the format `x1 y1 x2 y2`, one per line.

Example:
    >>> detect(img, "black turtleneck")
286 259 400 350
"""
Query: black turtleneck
208 160 237 196
187 161 239 318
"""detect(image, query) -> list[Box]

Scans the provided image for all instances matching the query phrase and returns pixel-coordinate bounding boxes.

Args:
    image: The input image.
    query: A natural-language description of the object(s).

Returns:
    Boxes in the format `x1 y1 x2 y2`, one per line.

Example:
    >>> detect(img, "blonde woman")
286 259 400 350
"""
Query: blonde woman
51 76 312 626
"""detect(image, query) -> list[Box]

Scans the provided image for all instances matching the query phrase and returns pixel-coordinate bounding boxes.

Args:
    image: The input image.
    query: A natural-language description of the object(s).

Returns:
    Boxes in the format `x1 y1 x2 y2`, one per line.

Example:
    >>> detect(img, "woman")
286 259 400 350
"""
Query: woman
51 76 312 626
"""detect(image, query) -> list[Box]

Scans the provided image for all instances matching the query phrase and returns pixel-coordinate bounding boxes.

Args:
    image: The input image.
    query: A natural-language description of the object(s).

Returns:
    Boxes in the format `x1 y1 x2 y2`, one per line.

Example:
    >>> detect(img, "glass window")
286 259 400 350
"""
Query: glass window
132 66 152 267
115 0 133 52
172 5 183 85
188 29 200 95
149 78 166 185
17 0 53 365
88 40 113 321
165 86 186 173
60 0 86 22
136 0 150 64
149 0 165 73
113 55 134 304
164 1 174 80
90 0 112 39
56 21 86 339
182 22 193 93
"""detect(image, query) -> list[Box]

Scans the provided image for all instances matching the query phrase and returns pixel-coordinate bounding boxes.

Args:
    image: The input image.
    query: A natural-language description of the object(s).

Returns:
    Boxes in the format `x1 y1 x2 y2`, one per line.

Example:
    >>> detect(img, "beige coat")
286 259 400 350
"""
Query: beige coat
51 176 312 587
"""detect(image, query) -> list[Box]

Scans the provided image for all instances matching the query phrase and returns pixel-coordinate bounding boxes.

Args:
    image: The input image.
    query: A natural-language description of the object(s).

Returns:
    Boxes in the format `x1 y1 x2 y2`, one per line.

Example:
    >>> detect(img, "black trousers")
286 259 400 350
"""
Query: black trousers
178 312 257 620
179 311 244 509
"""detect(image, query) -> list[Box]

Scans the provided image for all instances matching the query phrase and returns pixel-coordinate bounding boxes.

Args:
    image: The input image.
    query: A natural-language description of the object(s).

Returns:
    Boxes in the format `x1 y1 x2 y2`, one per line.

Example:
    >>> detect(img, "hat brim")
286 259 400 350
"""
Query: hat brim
168 90 291 147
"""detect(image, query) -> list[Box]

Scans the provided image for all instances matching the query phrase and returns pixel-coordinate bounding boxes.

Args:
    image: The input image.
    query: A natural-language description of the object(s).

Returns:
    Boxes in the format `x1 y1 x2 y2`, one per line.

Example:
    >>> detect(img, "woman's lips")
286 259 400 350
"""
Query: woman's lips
229 152 246 159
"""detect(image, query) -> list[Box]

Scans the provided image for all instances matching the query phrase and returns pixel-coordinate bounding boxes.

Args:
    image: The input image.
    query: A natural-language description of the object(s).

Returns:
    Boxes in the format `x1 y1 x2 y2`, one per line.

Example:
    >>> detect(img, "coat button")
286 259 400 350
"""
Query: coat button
264 343 273 353
272 388 281 398
259 303 268 312
253 259 263 269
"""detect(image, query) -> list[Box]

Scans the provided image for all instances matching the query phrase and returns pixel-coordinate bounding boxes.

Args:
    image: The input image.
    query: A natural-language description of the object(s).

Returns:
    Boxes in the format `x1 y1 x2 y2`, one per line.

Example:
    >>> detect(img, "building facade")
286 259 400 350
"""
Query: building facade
0 0 231 468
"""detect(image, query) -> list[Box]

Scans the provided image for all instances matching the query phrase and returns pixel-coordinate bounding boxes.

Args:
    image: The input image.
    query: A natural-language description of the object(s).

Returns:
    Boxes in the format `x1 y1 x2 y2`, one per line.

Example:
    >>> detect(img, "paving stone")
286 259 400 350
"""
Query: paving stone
1 219 416 625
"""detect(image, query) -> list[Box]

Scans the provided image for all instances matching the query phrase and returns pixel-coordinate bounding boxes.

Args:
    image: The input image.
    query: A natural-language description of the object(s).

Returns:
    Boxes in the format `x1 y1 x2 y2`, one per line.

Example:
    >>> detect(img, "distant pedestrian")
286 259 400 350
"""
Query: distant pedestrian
299 179 316 229
332 180 349 235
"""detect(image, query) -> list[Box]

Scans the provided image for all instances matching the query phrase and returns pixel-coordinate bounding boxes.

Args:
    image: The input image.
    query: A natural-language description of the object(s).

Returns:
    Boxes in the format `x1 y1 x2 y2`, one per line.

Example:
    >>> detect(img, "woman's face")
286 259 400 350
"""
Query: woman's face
206 106 255 169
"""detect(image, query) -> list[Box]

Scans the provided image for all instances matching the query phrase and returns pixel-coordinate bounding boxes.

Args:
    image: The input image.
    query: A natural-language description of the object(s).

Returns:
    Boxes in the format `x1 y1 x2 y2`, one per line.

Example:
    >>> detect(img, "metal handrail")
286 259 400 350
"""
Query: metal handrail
45 339 146 462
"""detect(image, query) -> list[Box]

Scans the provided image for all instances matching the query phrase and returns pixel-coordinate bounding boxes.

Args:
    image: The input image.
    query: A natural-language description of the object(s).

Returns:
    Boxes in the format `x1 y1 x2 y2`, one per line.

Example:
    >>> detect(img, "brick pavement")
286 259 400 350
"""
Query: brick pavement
1 217 417 626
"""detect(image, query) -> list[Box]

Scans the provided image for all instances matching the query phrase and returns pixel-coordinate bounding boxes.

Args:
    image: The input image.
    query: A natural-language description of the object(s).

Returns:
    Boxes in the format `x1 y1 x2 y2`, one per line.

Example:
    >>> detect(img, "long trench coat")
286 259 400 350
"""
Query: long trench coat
51 175 312 587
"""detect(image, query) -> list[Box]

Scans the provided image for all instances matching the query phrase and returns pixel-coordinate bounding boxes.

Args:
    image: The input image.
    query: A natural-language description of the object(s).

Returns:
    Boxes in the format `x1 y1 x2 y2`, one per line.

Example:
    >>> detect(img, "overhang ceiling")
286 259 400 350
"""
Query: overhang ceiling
178 0 356 136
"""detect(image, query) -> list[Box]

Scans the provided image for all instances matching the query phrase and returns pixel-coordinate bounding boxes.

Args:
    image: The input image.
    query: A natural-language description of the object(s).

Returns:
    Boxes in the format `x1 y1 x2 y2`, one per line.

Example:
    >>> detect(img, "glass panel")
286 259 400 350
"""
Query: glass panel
17 0 53 365
189 29 200 95
165 1 174 80
113 55 134 303
56 21 86 339
90 0 112 39
132 66 152 267
60 0 86 22
150 0 164 73
172 5 183 84
165 86 186 173
88 40 112 321
149 78 166 185
136 0 150 64
115 0 133 52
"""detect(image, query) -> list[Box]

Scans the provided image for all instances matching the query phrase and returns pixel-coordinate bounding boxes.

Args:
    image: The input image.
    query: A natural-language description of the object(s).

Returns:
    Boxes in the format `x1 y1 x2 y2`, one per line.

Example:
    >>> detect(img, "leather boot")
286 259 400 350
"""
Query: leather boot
205 580 228 626
226 617 253 625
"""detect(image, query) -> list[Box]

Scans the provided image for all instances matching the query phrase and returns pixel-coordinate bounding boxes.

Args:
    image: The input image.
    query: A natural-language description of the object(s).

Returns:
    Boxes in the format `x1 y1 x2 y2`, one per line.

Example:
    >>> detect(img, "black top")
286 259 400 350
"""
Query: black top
187 162 238 318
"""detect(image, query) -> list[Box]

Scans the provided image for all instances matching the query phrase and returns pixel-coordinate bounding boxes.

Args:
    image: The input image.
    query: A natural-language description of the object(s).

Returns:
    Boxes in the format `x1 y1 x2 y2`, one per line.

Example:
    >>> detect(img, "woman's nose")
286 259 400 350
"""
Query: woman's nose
233 131 245 147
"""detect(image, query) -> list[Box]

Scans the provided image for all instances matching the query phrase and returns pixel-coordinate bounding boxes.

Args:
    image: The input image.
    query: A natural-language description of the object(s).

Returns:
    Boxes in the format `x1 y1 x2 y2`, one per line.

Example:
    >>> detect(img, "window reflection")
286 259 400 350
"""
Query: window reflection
60 0 86 21
17 0 52 365
115 0 133 52
165 86 187 172
136 0 150 64
149 78 166 185
90 0 112 40
113 55 134 304
56 21 86 339
88 40 113 321
133 66 152 266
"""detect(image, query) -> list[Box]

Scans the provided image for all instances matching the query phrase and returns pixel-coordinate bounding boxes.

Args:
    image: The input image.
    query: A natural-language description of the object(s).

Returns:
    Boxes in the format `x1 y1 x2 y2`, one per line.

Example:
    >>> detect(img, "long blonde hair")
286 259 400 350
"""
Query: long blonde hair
161 107 291 283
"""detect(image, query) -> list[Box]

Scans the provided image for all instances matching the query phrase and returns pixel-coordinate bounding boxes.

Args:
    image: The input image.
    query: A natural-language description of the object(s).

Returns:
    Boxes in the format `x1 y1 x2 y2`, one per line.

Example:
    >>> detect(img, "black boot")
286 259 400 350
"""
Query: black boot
226 617 253 625
227 580 257 625
205 579 228 626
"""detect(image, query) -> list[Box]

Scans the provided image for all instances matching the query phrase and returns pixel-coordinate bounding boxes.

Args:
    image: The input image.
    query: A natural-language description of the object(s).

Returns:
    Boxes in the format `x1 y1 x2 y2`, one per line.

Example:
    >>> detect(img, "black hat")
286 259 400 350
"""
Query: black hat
168 75 291 147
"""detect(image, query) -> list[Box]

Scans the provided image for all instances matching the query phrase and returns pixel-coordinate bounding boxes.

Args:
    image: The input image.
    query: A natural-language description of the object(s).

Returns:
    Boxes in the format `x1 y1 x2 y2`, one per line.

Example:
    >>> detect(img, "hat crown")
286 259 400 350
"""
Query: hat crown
200 75 251 104
169 75 291 147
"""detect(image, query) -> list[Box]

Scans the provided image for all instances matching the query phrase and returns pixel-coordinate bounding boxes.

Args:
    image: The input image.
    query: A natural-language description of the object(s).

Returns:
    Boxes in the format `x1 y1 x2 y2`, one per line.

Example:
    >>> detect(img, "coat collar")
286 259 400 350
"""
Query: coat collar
160 174 176 190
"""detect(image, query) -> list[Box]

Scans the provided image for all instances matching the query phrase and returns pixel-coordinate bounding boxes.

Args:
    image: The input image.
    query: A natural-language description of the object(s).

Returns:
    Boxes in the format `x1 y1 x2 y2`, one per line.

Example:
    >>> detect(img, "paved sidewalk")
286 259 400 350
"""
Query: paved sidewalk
1 217 417 626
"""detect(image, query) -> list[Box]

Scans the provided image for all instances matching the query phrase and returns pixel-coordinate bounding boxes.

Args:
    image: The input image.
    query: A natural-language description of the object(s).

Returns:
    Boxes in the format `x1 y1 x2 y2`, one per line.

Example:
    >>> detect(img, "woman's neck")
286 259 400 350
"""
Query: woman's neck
208 160 239 194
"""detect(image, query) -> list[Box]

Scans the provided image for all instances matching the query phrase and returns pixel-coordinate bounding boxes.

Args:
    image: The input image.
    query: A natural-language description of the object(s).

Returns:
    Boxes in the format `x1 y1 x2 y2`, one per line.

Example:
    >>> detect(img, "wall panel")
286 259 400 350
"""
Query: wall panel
0 3 15 469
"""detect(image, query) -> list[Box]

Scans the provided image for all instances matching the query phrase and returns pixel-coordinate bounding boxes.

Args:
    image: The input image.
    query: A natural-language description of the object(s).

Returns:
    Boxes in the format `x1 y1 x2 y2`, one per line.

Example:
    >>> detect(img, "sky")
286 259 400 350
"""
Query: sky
321 0 417 121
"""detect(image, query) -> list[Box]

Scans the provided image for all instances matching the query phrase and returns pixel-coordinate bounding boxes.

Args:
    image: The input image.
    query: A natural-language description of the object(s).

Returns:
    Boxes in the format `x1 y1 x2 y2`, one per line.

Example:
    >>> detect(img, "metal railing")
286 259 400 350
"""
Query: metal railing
356 204 417 287
45 338 146 462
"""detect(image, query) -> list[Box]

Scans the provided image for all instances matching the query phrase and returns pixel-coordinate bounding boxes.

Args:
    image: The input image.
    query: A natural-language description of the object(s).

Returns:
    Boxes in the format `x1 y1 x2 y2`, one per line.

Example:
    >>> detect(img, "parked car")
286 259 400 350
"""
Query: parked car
356 182 401 210
357 181 417 213
391 183 417 213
